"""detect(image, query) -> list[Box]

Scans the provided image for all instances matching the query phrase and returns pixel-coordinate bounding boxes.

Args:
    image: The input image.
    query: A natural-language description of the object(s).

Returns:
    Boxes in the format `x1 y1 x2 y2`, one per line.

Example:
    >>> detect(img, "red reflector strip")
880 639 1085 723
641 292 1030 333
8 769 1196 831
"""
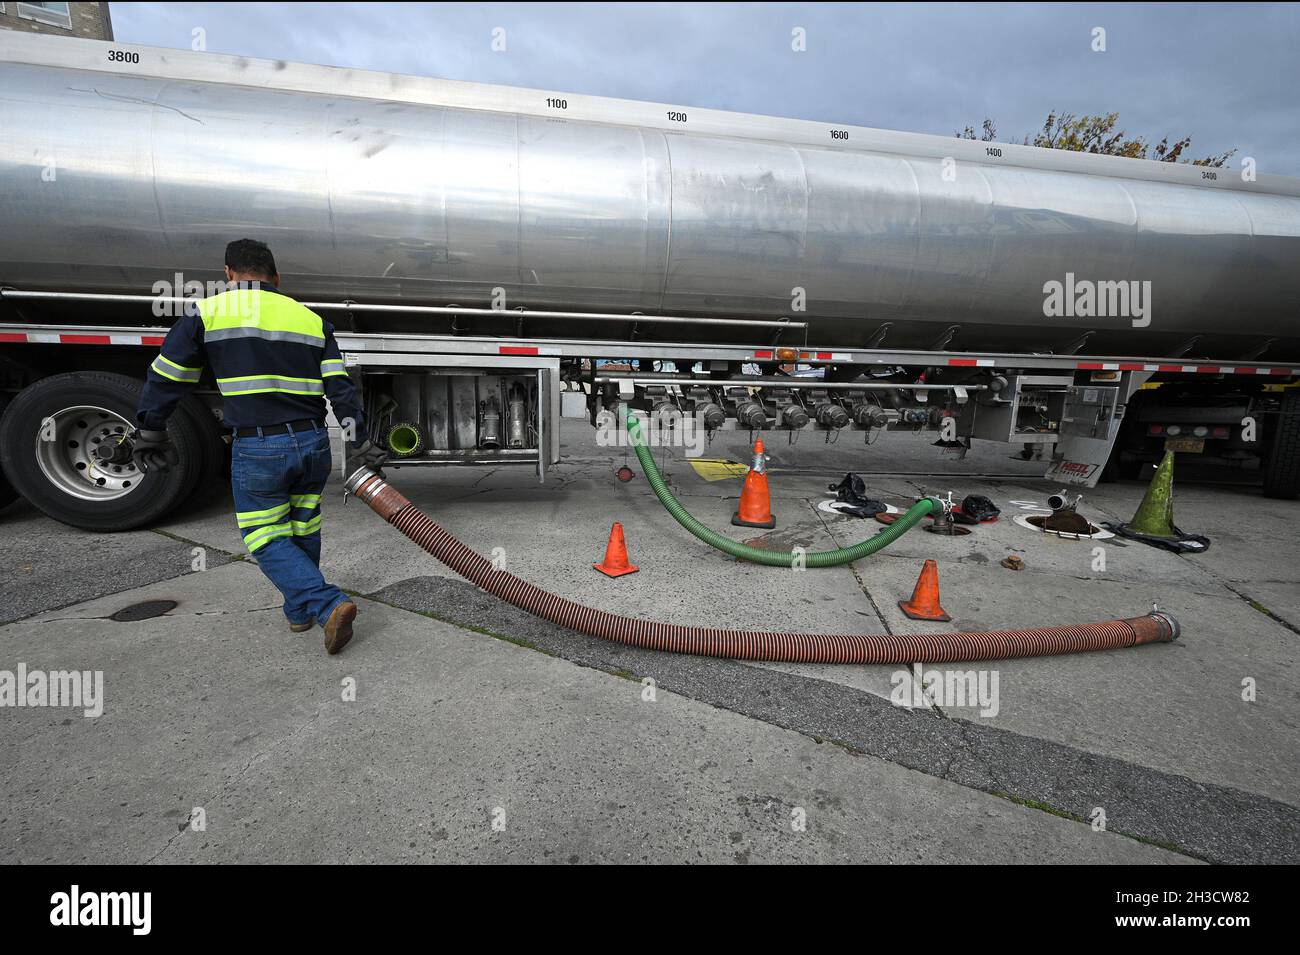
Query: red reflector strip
1157 364 1183 372
947 358 979 367
752 350 773 360
0 332 169 346
1196 366 1221 374
1119 363 1146 371
498 345 539 355
1077 362 1104 370
1272 368 1292 376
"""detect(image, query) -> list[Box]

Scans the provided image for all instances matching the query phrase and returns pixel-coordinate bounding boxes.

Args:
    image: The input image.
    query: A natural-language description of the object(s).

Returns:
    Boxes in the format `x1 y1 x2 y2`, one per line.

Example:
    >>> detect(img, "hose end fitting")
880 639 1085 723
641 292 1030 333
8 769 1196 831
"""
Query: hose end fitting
1149 610 1181 642
344 465 379 495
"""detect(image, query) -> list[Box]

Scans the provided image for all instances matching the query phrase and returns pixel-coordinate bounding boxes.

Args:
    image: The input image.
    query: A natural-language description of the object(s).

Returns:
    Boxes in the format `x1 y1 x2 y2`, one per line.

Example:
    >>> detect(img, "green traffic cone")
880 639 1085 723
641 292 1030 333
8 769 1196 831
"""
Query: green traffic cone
1127 450 1176 538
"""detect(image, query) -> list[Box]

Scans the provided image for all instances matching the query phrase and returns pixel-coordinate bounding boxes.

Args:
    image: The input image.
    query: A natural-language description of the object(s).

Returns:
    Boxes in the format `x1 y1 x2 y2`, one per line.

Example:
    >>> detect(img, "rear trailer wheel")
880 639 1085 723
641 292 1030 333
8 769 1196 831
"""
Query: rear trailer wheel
1263 391 1300 499
0 372 202 531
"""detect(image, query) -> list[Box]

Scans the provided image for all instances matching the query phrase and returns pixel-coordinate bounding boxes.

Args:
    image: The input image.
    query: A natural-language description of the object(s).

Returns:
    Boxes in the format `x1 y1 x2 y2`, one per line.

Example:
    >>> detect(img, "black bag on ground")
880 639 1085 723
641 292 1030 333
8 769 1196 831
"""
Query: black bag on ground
828 473 888 518
959 494 1001 522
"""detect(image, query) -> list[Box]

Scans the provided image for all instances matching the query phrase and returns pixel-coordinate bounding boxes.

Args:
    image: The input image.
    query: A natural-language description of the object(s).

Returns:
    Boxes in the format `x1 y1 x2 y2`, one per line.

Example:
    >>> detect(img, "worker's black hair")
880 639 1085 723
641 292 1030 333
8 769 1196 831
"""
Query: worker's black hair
224 238 278 279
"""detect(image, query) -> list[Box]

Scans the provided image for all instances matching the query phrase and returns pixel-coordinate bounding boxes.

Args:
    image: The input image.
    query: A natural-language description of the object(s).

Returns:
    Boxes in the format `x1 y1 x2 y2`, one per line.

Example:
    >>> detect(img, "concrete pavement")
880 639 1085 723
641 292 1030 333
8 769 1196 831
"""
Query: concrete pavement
2 421 1297 862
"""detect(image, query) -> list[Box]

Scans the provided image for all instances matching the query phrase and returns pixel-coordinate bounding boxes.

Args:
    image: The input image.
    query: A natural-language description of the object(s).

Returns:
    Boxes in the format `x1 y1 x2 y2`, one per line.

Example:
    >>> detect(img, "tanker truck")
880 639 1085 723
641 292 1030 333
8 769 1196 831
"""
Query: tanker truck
1 31 1298 531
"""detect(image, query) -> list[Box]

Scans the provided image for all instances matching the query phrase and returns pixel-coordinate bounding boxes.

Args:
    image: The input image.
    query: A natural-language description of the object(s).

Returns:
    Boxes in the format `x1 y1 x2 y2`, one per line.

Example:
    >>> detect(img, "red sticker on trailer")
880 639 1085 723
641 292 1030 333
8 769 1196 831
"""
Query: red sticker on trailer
0 333 27 343
1058 460 1099 478
60 335 113 345
498 345 538 355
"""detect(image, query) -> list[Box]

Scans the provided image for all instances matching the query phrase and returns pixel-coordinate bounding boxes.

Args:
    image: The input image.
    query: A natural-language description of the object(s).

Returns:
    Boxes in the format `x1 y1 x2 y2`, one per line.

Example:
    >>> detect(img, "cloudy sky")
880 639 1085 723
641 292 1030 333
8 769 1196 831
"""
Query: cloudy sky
111 1 1300 175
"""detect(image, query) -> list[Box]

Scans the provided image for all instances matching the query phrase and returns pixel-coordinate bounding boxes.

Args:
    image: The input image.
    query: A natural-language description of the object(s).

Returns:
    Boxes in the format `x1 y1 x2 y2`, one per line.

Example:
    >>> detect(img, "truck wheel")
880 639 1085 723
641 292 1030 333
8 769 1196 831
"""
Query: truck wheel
176 394 230 503
0 372 203 531
1262 392 1300 499
0 395 17 512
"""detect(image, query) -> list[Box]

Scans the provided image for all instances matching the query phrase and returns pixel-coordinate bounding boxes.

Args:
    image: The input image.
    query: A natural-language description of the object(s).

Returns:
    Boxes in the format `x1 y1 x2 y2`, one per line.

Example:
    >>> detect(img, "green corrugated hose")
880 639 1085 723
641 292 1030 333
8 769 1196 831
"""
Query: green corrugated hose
625 415 936 567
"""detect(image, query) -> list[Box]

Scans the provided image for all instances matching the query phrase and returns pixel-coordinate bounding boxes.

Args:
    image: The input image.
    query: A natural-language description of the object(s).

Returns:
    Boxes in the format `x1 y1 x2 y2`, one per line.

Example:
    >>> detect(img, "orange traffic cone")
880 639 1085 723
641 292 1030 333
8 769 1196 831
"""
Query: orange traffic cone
898 559 951 622
732 439 776 529
594 522 639 577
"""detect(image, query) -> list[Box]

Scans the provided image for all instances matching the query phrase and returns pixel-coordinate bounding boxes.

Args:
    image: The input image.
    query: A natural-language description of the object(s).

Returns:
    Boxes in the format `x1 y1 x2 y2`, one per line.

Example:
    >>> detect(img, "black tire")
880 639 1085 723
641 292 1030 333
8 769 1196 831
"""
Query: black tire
176 394 230 504
0 394 17 512
1263 391 1300 499
1100 446 1144 483
0 372 203 531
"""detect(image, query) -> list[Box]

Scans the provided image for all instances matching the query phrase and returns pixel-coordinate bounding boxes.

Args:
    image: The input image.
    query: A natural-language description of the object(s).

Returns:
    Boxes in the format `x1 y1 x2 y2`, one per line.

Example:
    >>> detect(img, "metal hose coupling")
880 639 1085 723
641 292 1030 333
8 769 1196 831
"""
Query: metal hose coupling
347 468 1182 665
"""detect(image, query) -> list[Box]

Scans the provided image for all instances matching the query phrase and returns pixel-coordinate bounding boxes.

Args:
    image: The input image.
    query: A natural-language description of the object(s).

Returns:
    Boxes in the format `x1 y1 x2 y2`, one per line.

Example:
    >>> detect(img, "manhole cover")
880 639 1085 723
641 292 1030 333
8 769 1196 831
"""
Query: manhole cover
109 599 178 622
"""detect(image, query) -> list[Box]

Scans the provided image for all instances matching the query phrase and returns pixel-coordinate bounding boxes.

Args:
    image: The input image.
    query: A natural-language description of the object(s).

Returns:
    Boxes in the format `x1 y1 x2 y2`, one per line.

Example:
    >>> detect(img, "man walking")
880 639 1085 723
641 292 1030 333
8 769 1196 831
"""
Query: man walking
134 239 387 654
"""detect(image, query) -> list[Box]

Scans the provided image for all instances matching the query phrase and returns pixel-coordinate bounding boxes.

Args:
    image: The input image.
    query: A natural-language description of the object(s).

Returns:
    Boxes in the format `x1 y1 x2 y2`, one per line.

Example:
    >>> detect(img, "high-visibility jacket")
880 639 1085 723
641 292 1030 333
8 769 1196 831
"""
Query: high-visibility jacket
138 282 364 433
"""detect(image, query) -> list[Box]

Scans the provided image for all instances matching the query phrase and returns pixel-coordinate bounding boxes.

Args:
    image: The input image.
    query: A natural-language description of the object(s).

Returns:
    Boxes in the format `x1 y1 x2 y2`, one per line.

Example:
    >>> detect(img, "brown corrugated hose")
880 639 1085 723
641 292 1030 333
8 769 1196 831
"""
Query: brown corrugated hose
346 469 1179 664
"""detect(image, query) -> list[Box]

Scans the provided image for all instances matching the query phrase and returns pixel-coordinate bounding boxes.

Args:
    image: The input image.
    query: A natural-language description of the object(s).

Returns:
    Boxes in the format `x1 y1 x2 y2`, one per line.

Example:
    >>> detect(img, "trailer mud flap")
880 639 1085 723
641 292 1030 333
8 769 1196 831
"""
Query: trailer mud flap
1045 372 1149 487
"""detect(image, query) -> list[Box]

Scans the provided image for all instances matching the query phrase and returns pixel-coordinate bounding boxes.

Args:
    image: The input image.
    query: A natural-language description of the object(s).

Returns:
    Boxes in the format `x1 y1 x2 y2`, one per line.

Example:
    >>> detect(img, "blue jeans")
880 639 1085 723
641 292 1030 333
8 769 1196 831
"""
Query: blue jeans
230 424 348 628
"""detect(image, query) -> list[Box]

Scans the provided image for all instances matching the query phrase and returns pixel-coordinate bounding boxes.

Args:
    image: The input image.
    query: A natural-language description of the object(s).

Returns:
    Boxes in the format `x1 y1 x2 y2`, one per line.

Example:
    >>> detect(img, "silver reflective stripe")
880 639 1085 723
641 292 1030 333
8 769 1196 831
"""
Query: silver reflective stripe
151 356 201 383
204 326 325 347
217 376 325 396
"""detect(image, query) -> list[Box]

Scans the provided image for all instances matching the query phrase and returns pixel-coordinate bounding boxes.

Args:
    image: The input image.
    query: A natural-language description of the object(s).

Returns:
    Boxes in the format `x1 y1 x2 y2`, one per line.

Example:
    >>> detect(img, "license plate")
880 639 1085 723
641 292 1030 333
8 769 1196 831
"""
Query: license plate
1165 437 1204 453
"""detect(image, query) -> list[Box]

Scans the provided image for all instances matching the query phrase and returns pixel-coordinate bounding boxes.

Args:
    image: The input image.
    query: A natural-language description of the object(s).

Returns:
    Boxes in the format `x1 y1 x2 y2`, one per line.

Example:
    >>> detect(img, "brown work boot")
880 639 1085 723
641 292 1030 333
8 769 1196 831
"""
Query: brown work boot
323 601 358 655
289 621 313 633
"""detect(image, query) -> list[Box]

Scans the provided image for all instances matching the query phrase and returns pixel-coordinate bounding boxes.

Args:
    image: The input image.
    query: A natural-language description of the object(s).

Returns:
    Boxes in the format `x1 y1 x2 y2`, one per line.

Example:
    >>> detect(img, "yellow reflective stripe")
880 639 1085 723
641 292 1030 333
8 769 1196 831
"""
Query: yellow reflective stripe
150 356 200 383
221 385 324 397
244 522 293 552
289 494 321 509
291 516 322 536
220 374 322 384
216 375 325 397
157 354 201 373
236 503 291 528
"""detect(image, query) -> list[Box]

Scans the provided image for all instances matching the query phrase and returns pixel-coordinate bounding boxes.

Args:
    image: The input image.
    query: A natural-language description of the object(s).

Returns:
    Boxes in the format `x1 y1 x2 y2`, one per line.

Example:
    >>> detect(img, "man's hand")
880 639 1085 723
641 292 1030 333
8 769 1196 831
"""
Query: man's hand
346 438 389 476
130 429 179 474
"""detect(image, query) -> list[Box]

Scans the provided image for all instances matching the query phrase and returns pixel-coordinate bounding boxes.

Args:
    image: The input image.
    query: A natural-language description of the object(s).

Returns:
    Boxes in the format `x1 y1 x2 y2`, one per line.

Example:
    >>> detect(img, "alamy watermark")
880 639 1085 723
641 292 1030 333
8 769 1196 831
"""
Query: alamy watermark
150 273 262 320
1043 273 1151 327
596 405 707 456
890 667 1000 717
1 664 103 718
50 886 150 935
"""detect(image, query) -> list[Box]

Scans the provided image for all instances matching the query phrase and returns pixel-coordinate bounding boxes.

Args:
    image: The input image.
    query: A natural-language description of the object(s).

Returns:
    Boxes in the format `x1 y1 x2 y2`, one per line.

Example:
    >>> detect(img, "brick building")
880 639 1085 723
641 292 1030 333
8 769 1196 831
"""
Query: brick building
0 2 113 40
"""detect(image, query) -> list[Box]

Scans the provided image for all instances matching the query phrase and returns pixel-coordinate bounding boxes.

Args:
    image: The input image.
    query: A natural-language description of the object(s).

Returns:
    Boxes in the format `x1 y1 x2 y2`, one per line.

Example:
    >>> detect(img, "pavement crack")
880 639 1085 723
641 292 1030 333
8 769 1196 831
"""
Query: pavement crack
1221 582 1300 636
807 499 894 635
144 704 329 864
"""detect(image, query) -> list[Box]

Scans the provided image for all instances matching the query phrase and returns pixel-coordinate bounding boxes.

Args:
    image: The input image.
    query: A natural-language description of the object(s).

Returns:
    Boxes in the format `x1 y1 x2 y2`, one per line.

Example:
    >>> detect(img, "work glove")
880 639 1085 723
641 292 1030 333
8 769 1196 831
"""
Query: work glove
130 429 179 474
346 438 389 476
